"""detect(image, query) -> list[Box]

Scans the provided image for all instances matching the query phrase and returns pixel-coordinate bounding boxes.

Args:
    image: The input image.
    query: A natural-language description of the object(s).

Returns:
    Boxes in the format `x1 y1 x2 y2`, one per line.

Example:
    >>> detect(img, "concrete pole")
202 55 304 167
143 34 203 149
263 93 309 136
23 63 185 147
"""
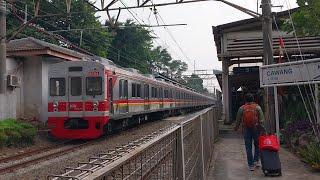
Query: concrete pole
0 0 6 94
262 0 275 133
222 58 230 123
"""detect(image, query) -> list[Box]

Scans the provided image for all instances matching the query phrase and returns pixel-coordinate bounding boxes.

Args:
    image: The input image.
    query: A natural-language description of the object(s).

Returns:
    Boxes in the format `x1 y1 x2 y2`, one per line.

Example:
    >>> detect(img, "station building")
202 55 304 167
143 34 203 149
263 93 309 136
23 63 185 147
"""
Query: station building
212 8 320 125
0 37 86 122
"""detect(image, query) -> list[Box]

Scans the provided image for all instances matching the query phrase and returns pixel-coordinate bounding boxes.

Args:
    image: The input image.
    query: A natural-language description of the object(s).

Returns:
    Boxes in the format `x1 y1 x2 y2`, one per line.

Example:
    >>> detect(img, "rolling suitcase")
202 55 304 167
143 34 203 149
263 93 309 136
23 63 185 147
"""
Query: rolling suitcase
259 135 282 176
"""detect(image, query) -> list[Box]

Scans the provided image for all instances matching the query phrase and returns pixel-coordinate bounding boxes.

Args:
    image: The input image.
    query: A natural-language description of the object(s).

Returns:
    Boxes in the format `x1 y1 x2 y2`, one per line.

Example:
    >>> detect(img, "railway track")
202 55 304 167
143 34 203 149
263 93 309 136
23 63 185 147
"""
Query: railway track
0 140 70 164
0 140 95 174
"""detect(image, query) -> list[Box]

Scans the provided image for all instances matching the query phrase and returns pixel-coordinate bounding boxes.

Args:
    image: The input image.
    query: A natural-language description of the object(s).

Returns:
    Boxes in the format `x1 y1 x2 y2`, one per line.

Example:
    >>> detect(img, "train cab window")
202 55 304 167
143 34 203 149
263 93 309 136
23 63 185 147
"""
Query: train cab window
70 77 82 96
50 78 65 96
86 77 102 96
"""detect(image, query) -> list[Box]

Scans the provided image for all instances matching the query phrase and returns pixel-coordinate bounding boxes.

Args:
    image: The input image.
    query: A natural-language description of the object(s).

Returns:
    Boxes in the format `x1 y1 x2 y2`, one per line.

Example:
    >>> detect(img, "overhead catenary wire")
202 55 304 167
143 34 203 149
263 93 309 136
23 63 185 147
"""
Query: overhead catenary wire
272 2 320 140
8 0 150 68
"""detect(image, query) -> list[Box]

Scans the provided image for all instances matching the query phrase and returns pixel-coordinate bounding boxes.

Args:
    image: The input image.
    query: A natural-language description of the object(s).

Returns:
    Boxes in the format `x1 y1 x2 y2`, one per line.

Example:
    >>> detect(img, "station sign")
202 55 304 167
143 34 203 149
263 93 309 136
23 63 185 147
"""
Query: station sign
260 58 320 87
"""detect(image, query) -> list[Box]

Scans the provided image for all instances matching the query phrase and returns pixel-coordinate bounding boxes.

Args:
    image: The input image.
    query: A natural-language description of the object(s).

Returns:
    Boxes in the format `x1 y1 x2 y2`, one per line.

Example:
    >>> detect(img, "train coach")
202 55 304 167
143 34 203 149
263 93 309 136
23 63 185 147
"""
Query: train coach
47 59 215 139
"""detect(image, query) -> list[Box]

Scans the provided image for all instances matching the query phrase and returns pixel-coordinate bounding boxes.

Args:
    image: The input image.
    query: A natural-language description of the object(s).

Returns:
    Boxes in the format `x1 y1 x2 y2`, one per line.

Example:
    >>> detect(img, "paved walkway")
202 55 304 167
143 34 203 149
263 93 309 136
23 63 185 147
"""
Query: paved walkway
207 130 320 180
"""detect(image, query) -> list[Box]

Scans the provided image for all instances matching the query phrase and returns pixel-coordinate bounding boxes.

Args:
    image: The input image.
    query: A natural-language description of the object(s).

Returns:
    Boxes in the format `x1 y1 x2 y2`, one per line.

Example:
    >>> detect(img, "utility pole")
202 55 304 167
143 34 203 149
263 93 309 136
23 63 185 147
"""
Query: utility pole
262 0 275 133
0 0 6 94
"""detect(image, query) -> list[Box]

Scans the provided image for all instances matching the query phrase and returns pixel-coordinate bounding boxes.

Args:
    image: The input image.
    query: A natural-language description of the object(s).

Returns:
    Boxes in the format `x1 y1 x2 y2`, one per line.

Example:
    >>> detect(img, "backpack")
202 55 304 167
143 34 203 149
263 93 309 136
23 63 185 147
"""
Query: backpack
242 103 259 128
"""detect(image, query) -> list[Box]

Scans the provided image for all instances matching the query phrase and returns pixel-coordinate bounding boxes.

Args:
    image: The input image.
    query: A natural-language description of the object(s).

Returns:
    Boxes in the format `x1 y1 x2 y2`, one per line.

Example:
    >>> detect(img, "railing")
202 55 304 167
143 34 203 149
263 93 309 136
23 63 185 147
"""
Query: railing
48 106 221 180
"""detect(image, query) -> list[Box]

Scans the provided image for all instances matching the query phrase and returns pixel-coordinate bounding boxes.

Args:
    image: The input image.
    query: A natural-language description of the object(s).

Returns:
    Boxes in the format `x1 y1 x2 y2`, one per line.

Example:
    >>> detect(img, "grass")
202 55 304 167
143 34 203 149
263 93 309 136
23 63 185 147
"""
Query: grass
0 119 36 147
299 142 320 170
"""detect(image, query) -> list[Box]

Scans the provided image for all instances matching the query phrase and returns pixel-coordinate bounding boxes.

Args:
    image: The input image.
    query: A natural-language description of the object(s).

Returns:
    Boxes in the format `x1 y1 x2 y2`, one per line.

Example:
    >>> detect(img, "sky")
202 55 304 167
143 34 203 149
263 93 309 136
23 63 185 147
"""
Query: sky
95 0 298 92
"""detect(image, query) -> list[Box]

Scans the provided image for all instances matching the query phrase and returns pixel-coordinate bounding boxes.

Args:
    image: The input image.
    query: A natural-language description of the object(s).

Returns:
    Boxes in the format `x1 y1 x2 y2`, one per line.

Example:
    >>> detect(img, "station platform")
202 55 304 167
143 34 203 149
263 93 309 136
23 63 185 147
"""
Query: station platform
207 126 320 180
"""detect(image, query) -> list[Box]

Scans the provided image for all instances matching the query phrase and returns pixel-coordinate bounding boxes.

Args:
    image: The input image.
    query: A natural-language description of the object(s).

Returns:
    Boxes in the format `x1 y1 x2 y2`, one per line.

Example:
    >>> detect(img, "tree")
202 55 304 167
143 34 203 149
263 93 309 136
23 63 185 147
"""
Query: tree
7 0 112 57
185 74 208 93
107 20 153 73
284 0 320 36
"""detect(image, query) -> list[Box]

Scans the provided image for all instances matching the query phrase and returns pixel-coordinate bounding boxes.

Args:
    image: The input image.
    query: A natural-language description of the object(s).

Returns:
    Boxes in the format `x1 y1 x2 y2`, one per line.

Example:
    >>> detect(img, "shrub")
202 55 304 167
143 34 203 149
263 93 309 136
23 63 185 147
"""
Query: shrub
0 119 36 147
299 143 320 170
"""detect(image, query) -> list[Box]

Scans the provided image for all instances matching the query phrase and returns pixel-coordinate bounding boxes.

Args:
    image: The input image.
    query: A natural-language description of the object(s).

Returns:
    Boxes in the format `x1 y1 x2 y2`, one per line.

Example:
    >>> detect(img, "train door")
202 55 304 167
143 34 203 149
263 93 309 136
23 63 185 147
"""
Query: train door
144 84 150 111
108 78 113 114
67 73 84 118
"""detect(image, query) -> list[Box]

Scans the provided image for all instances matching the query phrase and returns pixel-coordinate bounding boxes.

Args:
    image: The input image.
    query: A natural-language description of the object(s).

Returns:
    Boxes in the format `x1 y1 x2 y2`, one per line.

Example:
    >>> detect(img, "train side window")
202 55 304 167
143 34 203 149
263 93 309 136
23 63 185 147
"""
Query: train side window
137 84 141 97
151 87 155 98
86 77 102 96
164 89 168 98
144 84 149 99
50 78 65 96
119 80 123 98
70 77 82 96
160 88 163 98
132 83 136 97
124 80 128 98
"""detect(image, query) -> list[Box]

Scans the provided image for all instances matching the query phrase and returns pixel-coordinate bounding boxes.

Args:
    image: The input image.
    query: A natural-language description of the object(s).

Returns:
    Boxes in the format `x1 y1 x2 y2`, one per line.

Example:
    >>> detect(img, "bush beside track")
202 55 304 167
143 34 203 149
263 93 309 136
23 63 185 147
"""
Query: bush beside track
0 119 36 147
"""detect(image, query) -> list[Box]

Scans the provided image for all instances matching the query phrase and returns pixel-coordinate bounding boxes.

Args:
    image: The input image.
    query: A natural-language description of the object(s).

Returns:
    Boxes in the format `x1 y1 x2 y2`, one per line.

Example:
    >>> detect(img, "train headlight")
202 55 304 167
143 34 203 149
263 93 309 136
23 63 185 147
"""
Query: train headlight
53 101 58 108
93 101 99 107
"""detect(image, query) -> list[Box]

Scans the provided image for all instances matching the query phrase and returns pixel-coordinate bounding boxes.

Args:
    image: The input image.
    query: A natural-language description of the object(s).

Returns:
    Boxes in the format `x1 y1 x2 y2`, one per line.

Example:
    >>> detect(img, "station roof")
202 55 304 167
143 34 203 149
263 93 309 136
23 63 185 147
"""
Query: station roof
211 8 320 63
6 37 87 61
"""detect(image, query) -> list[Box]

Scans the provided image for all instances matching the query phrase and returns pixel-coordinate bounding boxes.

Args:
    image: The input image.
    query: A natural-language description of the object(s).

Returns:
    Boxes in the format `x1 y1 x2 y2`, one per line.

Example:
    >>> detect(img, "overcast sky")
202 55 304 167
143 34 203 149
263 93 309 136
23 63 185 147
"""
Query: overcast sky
95 0 298 91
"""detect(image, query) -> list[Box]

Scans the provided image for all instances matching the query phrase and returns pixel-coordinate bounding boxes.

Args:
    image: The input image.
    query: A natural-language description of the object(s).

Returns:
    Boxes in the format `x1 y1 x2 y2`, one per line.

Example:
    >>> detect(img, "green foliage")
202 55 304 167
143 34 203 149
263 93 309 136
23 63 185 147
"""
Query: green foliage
7 0 112 57
107 20 153 73
299 142 320 169
107 20 189 77
283 0 320 36
185 74 208 93
0 119 36 147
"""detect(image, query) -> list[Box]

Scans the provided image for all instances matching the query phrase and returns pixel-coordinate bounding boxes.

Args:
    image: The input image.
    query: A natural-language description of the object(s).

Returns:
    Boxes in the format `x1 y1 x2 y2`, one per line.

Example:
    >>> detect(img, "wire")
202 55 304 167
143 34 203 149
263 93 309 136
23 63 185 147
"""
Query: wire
272 5 320 140
151 6 195 68
8 0 149 68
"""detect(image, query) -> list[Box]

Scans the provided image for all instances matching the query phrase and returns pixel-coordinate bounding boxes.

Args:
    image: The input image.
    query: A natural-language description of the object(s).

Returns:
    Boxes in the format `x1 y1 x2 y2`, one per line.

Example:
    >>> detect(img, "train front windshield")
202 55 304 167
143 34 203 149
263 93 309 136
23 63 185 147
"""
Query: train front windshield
86 77 102 96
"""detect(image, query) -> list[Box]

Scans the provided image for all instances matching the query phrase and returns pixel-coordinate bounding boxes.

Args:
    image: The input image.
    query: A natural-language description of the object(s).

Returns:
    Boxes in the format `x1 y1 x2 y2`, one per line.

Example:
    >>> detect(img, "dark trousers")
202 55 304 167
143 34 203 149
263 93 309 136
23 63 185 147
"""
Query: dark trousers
244 128 259 167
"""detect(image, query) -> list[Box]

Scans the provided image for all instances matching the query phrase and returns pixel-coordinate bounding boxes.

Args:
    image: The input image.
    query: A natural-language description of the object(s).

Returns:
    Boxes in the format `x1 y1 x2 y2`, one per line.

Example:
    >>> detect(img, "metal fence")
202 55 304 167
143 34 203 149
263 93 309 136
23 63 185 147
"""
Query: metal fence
48 106 221 180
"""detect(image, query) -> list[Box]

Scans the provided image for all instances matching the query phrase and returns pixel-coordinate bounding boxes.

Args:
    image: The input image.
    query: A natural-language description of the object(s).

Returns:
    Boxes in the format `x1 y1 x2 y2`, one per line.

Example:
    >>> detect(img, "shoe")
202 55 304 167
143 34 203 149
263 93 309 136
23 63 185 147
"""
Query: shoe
254 161 261 168
249 166 255 171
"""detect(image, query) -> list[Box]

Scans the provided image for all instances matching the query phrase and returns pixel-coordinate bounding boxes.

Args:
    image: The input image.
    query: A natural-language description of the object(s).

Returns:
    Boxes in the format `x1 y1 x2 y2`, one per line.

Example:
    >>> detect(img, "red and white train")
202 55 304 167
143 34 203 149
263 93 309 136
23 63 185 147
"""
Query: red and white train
47 59 215 139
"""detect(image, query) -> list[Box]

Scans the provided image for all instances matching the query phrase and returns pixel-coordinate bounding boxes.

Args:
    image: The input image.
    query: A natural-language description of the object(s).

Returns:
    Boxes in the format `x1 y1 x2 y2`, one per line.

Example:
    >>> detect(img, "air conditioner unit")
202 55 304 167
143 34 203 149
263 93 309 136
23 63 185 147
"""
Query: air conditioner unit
7 75 20 87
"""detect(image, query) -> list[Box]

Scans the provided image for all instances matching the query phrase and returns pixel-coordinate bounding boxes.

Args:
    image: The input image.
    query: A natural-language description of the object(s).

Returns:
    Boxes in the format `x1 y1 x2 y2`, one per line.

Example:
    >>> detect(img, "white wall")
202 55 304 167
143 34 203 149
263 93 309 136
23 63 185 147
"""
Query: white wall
23 56 43 120
0 58 22 120
0 56 68 122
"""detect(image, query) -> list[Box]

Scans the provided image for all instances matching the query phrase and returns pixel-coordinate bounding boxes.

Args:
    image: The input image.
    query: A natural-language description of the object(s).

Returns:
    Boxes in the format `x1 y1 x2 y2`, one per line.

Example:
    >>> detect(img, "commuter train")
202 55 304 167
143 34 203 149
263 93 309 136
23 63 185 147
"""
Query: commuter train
47 59 215 139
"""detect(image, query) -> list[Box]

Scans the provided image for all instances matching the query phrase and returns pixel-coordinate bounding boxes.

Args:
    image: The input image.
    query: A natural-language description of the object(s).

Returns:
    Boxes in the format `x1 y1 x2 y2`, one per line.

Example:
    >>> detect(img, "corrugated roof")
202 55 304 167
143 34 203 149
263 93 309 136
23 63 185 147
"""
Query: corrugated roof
7 37 87 60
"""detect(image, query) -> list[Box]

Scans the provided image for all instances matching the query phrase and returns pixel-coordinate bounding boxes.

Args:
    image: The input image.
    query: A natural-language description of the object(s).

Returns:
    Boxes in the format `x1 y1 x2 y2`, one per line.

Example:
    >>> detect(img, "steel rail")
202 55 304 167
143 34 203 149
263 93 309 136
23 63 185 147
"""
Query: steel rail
0 140 71 164
47 125 179 179
0 140 95 174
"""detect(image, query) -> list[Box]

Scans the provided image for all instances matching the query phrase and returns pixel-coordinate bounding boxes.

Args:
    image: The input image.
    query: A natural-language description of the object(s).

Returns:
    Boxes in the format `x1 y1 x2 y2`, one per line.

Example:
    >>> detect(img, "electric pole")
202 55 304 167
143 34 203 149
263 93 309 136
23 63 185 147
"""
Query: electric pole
262 0 275 133
0 0 6 94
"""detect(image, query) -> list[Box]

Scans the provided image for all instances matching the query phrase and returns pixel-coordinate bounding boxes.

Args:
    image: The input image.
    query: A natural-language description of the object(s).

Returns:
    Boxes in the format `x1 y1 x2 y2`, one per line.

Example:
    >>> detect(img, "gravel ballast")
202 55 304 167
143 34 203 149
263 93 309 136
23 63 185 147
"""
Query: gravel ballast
1 115 188 180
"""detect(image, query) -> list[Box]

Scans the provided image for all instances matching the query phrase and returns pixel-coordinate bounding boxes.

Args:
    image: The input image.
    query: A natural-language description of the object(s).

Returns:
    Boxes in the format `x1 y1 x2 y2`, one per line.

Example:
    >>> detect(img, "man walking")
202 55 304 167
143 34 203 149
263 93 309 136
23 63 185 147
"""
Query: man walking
234 93 265 171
